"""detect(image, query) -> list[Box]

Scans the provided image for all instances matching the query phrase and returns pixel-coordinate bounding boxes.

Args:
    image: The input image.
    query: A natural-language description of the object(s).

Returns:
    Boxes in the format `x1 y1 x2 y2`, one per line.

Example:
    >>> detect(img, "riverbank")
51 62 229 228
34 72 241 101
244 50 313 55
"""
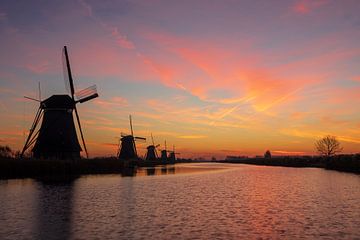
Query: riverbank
0 157 193 180
222 154 360 174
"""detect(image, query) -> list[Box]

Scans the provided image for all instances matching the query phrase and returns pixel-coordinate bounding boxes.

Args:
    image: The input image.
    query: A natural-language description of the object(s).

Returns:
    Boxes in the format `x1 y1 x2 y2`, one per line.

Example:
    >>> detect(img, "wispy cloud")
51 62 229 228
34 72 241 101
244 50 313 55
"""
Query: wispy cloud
273 150 307 155
291 0 328 15
177 135 207 139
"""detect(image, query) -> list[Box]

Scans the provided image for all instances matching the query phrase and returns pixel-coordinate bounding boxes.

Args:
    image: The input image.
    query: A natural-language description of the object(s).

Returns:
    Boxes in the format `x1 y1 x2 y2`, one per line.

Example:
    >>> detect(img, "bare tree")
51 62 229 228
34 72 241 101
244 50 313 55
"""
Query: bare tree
0 145 13 158
315 135 343 156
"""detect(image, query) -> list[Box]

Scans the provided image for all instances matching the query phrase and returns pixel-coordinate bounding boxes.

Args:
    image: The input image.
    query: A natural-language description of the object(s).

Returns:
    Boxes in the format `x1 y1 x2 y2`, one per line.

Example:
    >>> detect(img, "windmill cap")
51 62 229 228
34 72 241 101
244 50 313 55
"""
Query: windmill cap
42 95 75 109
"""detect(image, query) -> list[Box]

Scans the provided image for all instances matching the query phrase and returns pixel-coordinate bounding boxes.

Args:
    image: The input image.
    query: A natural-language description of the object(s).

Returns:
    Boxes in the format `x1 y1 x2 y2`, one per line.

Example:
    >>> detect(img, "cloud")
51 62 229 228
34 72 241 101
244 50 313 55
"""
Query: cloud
77 0 93 17
0 11 7 21
352 76 360 82
93 97 128 108
111 27 135 49
177 135 207 139
25 61 50 74
273 150 307 155
291 0 328 15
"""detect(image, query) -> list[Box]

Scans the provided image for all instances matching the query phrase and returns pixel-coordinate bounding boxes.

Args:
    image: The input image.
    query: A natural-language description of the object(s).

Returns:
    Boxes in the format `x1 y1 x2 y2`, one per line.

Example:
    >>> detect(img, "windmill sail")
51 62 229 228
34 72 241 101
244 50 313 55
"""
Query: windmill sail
75 85 99 103
62 48 71 95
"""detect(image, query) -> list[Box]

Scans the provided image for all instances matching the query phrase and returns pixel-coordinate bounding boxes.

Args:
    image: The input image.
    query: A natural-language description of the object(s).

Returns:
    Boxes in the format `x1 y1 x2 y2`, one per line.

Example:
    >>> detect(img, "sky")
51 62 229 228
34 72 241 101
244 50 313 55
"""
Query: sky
0 0 359 159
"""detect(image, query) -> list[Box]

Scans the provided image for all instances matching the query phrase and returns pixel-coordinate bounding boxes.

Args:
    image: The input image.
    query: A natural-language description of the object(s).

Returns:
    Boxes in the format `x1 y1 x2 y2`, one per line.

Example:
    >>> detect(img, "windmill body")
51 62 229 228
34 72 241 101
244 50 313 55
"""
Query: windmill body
32 95 81 159
21 46 98 159
145 134 159 161
119 135 137 159
168 152 176 163
118 115 146 160
145 145 157 161
168 145 180 164
160 150 168 162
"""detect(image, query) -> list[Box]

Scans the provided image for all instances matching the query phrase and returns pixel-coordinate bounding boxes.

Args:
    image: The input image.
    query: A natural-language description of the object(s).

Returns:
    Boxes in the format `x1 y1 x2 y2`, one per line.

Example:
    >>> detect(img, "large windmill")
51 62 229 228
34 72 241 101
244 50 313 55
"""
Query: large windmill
21 46 98 159
118 115 146 160
145 133 160 161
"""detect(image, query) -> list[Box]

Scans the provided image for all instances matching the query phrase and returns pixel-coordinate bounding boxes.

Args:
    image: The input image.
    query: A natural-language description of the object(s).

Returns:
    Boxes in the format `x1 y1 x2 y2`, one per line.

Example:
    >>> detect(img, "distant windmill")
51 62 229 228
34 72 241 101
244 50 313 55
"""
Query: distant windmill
160 140 168 163
118 115 146 160
145 133 160 161
21 46 99 159
168 145 180 163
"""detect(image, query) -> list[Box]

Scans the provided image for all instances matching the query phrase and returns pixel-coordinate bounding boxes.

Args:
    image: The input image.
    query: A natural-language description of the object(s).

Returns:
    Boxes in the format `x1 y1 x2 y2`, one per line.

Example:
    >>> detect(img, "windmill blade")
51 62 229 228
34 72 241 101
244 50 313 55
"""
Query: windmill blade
21 107 43 157
24 96 41 102
75 85 99 103
134 136 146 142
151 133 155 145
38 82 41 101
121 132 129 137
74 105 88 158
129 115 134 136
63 46 76 99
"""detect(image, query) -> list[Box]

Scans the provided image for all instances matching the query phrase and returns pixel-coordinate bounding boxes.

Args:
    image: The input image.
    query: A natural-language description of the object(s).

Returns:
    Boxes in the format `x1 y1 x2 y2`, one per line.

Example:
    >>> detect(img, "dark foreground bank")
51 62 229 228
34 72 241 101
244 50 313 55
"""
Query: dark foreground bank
222 154 360 174
0 157 193 180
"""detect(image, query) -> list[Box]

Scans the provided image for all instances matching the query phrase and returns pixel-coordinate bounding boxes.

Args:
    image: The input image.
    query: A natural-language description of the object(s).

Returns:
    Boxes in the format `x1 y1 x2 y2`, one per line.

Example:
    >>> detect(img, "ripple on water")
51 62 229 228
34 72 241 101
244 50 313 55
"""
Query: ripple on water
0 163 360 239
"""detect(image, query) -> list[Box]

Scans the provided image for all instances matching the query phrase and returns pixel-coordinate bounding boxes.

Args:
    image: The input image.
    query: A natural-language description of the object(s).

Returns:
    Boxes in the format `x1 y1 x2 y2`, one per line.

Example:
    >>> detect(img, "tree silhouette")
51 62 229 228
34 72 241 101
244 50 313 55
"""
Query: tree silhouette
0 145 13 158
315 135 343 156
264 150 271 159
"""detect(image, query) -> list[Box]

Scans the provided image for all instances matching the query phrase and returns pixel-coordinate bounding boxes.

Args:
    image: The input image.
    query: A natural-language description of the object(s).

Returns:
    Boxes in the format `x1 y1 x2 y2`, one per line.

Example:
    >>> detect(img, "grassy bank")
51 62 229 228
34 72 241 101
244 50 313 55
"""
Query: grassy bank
0 157 192 180
223 154 360 174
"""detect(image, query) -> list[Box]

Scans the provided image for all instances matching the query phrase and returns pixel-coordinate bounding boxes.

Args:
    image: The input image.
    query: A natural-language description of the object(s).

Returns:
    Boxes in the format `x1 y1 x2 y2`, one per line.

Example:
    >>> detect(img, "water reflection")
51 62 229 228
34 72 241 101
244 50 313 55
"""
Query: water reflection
121 167 137 177
130 164 225 177
1 164 359 239
136 165 177 176
34 177 77 240
146 168 156 176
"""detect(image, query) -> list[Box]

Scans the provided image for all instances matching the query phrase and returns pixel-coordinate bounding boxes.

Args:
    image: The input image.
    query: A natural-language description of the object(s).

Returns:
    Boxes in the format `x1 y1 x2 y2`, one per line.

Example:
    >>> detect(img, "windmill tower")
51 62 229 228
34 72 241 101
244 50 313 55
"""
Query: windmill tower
118 115 146 160
145 133 160 161
168 145 180 163
21 46 99 159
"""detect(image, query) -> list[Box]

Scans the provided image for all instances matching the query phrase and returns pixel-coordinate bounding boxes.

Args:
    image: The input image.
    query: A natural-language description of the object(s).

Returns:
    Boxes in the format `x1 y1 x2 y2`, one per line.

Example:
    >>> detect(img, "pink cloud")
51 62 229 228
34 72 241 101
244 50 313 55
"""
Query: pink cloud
26 61 50 74
93 97 128 108
111 27 136 49
352 76 360 82
291 0 328 15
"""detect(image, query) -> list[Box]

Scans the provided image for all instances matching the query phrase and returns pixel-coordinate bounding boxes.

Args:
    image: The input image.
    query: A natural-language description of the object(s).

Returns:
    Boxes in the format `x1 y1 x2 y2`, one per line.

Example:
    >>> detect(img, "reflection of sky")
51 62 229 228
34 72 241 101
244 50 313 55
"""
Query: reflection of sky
0 0 360 158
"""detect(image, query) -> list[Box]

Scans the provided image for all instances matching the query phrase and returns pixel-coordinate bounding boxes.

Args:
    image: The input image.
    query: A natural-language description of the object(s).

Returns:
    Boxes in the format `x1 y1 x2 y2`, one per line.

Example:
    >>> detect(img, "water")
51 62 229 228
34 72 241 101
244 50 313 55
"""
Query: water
0 163 360 239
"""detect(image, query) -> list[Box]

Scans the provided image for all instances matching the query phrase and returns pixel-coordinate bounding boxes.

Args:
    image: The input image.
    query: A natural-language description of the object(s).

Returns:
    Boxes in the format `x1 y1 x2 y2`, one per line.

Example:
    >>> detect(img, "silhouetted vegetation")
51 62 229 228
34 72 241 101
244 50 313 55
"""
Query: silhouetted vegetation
0 145 13 158
0 156 195 180
223 154 360 174
264 150 271 159
315 135 343 156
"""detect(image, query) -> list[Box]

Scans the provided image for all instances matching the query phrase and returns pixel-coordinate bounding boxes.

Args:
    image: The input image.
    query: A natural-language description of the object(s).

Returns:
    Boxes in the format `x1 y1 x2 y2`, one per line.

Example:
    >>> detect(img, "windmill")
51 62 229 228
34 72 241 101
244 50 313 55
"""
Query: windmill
118 115 146 160
20 46 98 159
145 133 160 161
168 145 180 163
160 140 168 163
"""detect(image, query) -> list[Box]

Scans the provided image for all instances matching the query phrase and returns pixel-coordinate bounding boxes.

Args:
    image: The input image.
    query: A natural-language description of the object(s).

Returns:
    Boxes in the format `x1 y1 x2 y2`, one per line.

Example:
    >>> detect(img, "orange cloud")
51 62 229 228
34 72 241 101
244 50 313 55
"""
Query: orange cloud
177 135 207 139
273 150 307 155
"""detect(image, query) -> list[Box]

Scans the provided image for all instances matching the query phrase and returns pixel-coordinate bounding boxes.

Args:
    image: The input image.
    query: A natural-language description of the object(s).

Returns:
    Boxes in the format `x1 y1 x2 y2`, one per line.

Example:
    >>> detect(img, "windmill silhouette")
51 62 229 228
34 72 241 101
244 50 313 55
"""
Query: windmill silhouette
168 145 180 163
118 115 146 160
145 133 160 161
20 46 98 159
160 140 168 163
